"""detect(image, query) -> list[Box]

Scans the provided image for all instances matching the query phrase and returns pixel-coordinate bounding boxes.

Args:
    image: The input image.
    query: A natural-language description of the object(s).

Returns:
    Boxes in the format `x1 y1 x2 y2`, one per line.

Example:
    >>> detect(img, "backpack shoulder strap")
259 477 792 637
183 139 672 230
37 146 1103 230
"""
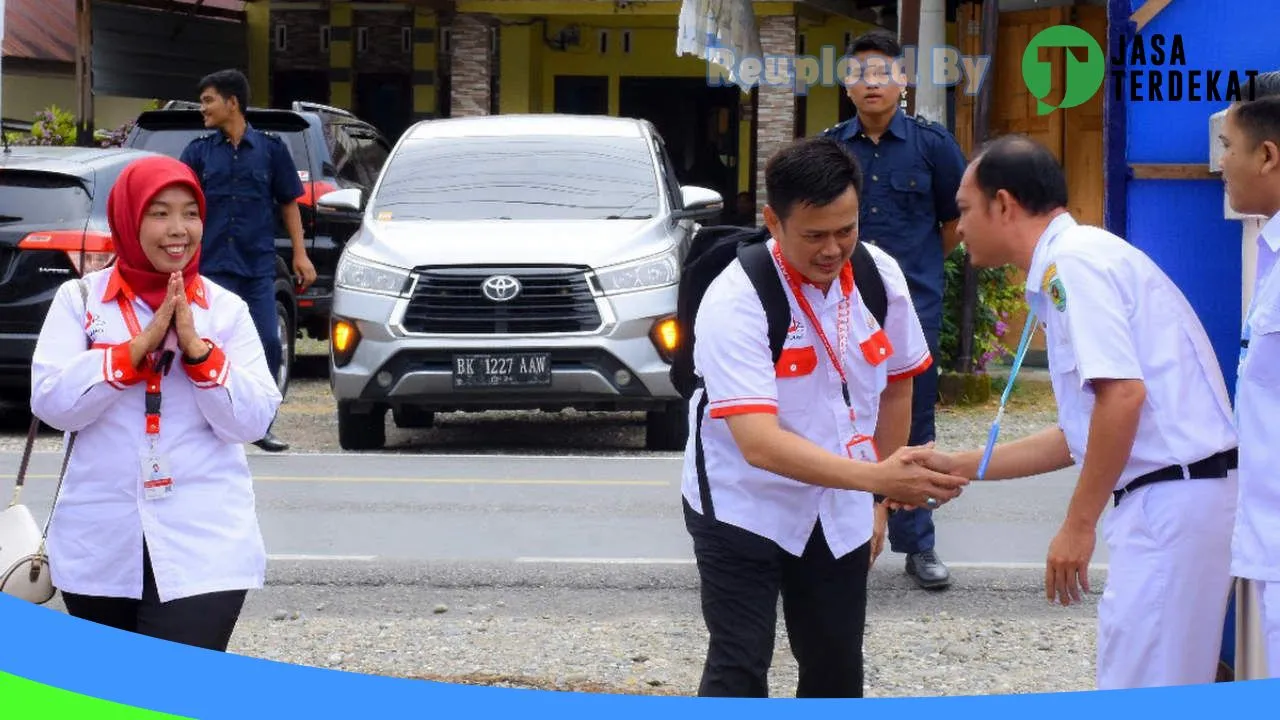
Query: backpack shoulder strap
851 242 888 328
737 241 791 364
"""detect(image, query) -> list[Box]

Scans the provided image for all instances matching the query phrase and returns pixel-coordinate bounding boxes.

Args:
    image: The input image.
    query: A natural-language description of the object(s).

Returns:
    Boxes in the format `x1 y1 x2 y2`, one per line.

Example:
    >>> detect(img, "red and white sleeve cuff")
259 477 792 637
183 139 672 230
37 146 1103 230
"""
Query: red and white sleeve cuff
104 343 147 389
182 341 230 389
888 352 933 382
708 397 779 419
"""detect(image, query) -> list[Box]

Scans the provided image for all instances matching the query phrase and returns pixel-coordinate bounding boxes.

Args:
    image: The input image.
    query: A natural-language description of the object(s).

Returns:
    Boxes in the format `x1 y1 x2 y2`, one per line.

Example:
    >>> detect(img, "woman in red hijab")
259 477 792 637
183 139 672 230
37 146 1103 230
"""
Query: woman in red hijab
29 154 282 651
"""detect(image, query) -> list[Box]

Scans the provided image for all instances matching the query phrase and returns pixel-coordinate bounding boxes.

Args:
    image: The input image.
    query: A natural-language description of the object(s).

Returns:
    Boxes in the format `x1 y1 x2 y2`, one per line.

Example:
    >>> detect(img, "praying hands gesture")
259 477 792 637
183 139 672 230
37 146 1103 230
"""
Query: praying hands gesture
167 273 211 362
125 273 210 370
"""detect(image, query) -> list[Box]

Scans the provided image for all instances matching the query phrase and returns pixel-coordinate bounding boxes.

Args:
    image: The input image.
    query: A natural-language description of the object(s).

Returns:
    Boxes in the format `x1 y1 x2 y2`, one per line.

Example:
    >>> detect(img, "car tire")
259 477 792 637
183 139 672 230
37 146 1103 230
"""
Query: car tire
392 405 435 429
275 298 295 398
645 400 690 451
338 402 387 451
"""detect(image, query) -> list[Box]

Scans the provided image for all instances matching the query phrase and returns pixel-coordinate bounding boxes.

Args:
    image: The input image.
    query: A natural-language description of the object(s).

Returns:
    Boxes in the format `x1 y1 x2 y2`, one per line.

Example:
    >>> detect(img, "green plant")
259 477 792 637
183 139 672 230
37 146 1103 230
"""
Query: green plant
7 105 79 146
939 247 1027 373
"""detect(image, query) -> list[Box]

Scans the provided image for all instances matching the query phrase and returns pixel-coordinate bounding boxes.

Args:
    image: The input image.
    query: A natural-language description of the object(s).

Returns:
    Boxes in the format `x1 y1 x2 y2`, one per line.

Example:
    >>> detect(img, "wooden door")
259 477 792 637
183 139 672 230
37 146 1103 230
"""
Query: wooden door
1063 5 1106 227
958 3 1106 358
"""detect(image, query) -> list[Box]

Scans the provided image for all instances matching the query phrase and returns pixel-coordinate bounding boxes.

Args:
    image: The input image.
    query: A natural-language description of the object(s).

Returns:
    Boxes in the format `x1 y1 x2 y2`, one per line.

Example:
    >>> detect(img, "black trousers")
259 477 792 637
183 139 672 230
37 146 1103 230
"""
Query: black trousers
60 544 248 652
684 499 871 698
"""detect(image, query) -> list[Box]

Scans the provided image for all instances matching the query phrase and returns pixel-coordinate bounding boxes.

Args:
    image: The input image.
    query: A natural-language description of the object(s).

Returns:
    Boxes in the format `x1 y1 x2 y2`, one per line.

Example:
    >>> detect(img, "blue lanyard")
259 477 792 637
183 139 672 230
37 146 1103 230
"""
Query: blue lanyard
976 308 1039 481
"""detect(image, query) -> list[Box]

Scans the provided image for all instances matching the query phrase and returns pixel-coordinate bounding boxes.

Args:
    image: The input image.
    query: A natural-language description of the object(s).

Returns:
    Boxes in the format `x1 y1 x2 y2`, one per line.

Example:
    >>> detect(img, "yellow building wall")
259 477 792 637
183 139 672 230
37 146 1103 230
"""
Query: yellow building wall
246 0 271 104
3 73 154 131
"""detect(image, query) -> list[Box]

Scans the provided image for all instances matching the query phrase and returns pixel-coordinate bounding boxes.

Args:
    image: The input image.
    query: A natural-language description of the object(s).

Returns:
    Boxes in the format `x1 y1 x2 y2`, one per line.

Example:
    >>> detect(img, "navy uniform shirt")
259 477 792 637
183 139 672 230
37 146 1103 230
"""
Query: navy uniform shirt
179 125 304 279
823 109 967 330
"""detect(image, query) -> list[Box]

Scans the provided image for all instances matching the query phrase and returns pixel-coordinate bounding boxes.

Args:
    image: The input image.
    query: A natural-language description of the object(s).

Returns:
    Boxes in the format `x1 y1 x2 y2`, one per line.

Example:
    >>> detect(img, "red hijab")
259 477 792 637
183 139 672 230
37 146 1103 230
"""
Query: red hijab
107 155 206 311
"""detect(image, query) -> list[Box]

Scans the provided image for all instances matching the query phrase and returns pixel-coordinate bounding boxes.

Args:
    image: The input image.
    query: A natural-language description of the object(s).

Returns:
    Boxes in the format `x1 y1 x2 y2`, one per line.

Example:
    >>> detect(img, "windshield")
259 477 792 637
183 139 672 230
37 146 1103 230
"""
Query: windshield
371 134 662 221
0 172 91 226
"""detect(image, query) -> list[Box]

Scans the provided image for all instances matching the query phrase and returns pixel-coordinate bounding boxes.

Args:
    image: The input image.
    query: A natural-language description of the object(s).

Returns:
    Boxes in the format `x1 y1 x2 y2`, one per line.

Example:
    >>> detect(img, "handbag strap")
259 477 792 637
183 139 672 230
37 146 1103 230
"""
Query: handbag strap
9 279 88 541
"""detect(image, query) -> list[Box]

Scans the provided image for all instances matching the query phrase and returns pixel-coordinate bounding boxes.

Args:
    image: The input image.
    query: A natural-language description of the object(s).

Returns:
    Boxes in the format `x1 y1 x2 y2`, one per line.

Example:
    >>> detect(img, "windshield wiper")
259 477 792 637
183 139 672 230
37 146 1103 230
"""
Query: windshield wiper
605 214 653 220
0 215 24 223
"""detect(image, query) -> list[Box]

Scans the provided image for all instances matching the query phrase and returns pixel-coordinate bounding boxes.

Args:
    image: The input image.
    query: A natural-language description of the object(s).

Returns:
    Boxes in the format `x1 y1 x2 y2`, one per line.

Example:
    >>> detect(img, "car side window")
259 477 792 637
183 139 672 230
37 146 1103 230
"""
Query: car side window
333 126 365 189
348 129 390 187
653 135 684 212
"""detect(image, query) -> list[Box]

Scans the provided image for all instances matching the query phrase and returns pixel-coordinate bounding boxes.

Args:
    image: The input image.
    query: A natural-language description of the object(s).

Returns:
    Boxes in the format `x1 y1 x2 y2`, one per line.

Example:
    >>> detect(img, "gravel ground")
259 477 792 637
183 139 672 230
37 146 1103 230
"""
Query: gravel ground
44 567 1098 698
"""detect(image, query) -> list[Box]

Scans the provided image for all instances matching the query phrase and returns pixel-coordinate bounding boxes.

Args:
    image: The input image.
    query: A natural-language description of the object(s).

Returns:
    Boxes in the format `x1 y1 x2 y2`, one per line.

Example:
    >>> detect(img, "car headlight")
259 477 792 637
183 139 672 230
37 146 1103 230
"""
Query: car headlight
594 253 679 295
335 254 411 296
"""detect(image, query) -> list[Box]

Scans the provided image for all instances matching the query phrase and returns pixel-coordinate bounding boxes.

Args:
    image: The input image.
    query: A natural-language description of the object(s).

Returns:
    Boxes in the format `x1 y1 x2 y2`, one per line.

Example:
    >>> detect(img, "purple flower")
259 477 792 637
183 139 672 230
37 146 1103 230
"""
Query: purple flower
994 320 1008 337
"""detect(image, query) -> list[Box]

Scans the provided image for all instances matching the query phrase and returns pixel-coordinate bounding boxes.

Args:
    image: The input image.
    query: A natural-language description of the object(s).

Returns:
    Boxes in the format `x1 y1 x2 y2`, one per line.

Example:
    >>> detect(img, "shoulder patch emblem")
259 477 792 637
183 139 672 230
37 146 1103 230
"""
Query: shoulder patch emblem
1043 263 1066 312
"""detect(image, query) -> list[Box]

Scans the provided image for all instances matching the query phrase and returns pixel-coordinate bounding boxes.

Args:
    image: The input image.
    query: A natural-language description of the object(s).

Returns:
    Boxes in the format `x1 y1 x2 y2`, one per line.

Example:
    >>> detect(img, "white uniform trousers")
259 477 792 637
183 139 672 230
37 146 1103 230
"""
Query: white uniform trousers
1096 472 1237 689
1259 582 1280 678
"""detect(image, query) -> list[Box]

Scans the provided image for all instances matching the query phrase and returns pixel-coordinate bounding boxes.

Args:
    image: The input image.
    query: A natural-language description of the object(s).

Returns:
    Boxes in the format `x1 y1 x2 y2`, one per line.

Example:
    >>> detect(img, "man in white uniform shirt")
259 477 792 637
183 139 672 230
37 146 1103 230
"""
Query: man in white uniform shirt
1218 94 1280 677
681 137 970 698
936 134 1239 689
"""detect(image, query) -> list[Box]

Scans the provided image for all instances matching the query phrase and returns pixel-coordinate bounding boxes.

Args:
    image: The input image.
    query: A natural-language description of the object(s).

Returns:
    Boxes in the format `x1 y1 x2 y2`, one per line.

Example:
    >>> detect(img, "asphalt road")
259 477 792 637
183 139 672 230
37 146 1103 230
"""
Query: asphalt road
3 449 1107 577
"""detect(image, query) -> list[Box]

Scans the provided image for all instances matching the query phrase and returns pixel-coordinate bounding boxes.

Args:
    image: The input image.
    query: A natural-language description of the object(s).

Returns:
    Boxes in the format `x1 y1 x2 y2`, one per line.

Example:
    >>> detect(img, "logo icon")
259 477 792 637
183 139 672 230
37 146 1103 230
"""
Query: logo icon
1021 25 1105 116
481 275 521 303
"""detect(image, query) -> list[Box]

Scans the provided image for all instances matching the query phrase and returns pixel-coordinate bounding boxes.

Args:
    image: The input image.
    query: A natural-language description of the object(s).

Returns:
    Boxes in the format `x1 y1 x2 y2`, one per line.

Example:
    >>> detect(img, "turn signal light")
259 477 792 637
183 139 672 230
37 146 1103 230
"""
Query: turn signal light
331 318 361 368
18 230 116 276
650 315 680 363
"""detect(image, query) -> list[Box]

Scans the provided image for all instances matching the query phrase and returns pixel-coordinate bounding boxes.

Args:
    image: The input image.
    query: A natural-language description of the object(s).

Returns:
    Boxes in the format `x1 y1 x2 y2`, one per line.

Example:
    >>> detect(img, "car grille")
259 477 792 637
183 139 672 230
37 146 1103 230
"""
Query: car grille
401 267 603 334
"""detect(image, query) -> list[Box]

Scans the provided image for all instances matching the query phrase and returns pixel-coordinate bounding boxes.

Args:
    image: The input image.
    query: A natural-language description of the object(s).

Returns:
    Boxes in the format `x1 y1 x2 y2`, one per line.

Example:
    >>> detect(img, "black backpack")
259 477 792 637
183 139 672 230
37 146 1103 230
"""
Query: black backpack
669 224 889 400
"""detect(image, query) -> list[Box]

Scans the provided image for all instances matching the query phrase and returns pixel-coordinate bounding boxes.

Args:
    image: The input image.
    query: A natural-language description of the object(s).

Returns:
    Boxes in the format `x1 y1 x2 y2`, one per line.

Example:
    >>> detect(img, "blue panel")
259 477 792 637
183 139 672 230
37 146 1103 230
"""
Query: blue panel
1124 0 1276 163
1126 180 1242 391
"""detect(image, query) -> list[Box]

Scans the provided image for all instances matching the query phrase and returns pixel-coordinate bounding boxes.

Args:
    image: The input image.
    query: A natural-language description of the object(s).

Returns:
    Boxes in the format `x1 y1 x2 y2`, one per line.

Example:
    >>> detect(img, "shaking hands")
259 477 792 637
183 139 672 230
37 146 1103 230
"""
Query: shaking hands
873 443 970 511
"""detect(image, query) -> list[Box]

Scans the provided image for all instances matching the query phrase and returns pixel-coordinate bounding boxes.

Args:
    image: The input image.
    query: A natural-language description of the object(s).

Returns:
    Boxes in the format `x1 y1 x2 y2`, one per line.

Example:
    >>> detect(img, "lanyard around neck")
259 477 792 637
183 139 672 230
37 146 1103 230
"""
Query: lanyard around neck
770 243 853 407
976 308 1038 481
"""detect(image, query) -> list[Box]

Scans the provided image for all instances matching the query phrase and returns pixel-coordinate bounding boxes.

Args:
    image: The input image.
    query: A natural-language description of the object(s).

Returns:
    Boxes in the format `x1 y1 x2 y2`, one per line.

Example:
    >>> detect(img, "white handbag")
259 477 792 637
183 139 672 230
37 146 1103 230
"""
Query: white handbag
0 278 86 604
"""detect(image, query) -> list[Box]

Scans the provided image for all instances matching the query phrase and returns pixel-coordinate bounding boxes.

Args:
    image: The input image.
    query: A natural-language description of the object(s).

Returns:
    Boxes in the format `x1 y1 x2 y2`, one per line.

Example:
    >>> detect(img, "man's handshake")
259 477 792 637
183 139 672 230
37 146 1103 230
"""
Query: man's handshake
872 443 971 510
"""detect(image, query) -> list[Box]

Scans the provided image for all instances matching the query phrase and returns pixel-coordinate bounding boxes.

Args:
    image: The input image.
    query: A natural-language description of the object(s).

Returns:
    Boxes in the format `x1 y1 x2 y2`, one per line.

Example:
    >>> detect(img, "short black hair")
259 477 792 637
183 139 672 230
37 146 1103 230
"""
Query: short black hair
1250 70 1280 99
1233 95 1280 151
971 134 1068 215
198 69 251 112
765 137 863 222
847 28 900 59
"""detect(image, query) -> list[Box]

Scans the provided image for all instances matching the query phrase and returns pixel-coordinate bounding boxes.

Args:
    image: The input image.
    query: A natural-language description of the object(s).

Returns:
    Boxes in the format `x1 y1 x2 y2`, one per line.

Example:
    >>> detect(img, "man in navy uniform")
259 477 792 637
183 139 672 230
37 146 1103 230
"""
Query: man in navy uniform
180 69 316 452
823 29 968 589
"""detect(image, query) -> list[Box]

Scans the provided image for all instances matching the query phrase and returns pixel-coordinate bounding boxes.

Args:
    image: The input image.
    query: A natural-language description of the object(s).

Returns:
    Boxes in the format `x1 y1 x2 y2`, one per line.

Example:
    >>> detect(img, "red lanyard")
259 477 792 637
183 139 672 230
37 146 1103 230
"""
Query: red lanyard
770 243 853 408
116 297 172 437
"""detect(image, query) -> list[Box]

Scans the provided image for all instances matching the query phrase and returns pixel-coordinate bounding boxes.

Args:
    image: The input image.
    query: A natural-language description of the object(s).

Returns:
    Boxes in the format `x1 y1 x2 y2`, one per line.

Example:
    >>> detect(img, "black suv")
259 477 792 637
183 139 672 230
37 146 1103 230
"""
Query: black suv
0 145 297 401
123 101 393 361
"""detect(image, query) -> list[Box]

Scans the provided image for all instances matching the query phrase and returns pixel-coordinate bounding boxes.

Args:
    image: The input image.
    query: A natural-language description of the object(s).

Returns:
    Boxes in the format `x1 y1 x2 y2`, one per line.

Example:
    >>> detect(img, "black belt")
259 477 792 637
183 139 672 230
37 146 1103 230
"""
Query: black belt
1112 448 1238 507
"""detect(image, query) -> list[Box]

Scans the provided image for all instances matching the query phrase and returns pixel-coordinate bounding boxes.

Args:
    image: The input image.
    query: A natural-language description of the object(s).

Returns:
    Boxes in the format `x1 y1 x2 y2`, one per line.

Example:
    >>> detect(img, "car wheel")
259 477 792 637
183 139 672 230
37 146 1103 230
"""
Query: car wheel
275 298 295 398
645 399 690 451
392 405 435 429
338 402 387 451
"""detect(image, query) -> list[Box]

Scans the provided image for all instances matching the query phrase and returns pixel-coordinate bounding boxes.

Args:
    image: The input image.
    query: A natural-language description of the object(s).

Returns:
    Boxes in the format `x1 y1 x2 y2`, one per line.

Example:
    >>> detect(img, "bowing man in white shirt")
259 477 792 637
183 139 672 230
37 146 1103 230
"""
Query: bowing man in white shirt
1218 95 1280 678
30 155 281 651
682 137 970 698
938 135 1239 689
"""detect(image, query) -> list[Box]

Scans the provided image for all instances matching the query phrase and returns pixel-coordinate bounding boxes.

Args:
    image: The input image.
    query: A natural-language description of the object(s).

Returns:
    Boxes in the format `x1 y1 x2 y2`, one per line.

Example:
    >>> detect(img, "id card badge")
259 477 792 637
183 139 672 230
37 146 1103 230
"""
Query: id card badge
845 434 879 463
141 452 174 500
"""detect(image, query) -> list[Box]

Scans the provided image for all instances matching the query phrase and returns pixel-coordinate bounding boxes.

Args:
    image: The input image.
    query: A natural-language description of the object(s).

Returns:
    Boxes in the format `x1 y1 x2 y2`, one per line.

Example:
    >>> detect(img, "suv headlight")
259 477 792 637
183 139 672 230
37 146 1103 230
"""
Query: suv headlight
336 254 411 296
594 253 679 295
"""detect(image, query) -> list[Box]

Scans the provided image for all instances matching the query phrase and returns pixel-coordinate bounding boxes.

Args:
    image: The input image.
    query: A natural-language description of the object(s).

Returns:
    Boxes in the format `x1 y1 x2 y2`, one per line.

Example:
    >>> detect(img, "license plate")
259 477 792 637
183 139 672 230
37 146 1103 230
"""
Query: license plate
452 353 552 388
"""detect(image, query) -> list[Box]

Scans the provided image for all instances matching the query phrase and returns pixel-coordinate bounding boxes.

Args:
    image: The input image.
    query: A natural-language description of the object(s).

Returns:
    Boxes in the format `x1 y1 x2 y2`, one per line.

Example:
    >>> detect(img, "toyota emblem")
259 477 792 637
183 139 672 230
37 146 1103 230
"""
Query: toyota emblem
481 274 521 302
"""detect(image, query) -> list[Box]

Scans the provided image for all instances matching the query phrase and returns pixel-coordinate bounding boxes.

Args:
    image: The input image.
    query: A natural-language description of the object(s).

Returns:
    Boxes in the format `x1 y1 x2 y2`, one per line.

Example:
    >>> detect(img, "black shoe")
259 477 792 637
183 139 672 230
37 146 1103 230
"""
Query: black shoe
253 431 290 453
905 550 951 589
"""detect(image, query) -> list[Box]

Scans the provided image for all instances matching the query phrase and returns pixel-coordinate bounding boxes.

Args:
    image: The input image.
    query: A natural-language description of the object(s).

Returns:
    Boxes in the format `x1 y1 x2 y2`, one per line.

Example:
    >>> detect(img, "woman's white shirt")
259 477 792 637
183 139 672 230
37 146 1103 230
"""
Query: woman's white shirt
30 267 282 603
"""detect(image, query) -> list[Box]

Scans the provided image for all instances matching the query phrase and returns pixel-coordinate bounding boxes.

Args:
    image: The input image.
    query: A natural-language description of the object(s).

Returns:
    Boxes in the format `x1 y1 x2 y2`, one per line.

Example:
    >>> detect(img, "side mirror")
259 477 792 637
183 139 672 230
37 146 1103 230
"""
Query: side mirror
317 187 363 213
673 185 724 220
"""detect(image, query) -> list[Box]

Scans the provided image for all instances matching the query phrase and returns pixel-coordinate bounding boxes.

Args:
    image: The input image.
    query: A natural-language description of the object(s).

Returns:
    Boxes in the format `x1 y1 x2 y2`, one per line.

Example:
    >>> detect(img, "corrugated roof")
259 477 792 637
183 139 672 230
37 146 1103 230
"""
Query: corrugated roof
3 0 246 63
